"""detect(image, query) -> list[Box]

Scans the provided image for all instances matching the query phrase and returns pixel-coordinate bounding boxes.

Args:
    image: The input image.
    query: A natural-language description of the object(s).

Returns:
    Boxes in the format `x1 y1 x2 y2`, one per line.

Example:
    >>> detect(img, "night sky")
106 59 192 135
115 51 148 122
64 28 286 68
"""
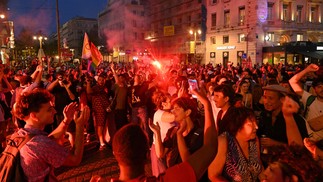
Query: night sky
7 0 107 35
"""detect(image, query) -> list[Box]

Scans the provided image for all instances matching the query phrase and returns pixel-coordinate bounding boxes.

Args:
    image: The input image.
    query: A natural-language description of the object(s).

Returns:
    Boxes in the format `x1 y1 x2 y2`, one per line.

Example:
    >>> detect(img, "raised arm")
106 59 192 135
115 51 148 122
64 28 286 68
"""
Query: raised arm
149 121 168 158
110 63 121 86
186 89 218 180
282 96 303 146
208 135 228 182
177 120 190 162
289 64 319 96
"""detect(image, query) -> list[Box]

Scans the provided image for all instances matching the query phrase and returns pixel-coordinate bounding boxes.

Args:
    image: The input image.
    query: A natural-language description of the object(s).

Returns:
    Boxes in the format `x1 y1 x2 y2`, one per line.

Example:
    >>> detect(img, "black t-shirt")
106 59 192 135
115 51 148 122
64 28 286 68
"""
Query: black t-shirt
130 82 148 108
257 111 308 144
163 125 203 168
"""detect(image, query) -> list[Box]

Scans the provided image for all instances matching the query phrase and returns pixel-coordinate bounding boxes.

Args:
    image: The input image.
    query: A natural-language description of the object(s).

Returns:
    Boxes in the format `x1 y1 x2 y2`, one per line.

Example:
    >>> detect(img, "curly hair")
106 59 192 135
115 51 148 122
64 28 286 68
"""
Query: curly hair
153 91 172 110
266 145 323 182
13 89 53 120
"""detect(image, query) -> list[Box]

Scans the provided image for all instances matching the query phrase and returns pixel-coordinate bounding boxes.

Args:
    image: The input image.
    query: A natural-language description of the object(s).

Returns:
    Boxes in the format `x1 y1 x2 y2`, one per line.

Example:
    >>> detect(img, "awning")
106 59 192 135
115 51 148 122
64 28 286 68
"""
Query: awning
298 51 323 60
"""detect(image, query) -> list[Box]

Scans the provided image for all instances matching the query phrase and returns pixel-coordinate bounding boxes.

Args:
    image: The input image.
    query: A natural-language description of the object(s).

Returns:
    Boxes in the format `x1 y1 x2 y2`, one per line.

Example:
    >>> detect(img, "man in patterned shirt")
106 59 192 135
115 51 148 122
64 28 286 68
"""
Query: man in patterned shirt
13 89 90 181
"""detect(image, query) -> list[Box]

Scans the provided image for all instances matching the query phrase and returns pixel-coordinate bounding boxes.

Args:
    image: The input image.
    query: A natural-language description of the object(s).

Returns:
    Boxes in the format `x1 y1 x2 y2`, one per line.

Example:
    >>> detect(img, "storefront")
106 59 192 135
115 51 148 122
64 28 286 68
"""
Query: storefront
262 41 323 65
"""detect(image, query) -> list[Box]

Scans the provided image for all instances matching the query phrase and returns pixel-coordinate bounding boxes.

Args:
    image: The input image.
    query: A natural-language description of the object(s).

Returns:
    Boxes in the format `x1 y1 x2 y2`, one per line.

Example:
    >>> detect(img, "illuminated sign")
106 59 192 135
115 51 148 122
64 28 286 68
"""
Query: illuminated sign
216 46 236 50
317 46 323 51
257 0 268 22
164 26 175 36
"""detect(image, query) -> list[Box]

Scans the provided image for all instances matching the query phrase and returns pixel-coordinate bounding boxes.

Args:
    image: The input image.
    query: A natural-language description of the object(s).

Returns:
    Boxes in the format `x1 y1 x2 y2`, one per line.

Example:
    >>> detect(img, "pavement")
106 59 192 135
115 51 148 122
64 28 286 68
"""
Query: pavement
55 139 152 181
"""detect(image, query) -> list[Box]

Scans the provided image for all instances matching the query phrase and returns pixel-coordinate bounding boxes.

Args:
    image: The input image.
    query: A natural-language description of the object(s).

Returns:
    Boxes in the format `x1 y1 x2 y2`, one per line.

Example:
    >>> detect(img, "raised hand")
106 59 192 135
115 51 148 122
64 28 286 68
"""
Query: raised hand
74 105 90 125
282 96 300 116
177 120 187 136
63 102 79 123
305 64 319 72
149 120 160 134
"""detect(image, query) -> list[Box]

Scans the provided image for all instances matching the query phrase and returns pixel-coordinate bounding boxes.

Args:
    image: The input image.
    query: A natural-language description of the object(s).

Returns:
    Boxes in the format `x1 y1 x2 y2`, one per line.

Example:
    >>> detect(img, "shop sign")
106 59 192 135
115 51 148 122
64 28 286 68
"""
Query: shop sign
216 46 236 50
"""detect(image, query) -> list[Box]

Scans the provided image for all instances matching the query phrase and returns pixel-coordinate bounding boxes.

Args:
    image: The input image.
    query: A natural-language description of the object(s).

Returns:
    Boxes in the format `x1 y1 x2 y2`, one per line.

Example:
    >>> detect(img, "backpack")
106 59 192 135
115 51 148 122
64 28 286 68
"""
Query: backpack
0 132 34 182
304 95 316 118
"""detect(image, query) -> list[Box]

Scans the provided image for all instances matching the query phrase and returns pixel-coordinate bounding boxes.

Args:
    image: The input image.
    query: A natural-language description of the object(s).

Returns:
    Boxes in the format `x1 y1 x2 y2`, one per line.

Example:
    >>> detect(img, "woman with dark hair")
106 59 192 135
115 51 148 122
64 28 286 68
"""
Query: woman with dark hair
86 74 110 150
209 107 262 181
150 91 176 176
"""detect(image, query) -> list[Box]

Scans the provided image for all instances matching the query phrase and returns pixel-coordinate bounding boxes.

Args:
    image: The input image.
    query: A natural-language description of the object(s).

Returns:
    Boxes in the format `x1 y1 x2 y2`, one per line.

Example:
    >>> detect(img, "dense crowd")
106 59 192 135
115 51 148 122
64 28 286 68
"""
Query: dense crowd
1 59 323 181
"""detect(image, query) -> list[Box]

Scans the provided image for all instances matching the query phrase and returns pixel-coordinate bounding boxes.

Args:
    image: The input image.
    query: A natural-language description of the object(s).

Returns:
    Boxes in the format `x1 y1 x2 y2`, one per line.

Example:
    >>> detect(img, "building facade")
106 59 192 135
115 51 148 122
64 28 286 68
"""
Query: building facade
60 17 98 58
147 0 206 64
205 0 323 66
98 0 150 62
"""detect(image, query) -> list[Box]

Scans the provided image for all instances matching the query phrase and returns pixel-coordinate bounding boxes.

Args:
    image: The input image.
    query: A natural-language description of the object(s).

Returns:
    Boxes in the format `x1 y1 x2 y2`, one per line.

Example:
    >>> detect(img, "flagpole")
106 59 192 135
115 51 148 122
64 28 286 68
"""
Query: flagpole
56 0 61 66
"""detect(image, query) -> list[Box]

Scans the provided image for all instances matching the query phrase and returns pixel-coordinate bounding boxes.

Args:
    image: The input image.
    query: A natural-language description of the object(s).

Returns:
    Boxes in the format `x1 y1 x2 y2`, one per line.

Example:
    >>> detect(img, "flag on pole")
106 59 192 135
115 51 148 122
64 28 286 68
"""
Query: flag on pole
82 32 91 59
90 42 103 68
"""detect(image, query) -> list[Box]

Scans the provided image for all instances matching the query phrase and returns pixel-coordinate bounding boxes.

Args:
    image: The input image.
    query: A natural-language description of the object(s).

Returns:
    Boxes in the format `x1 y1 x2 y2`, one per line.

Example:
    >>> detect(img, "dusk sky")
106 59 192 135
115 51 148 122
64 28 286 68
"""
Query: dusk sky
8 0 107 35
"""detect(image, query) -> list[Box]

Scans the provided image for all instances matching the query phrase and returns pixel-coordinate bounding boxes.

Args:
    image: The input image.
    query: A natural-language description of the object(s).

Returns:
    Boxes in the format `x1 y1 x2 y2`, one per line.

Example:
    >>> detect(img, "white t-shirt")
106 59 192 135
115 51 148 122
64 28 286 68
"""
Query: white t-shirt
302 91 323 141
152 109 175 144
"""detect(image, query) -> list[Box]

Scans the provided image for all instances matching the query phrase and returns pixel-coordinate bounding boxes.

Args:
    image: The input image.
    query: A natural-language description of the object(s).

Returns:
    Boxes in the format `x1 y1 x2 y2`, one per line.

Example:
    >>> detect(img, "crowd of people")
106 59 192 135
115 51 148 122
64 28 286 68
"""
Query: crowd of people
1 58 323 181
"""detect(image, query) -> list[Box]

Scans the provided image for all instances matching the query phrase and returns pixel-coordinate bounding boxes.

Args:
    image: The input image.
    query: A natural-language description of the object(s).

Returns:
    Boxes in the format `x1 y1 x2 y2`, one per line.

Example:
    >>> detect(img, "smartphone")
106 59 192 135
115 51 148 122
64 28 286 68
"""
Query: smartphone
188 79 199 98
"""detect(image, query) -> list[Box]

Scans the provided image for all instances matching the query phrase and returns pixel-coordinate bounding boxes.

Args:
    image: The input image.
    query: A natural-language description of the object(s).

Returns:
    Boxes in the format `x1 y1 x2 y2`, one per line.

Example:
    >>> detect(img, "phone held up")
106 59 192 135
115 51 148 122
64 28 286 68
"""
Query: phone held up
188 79 199 98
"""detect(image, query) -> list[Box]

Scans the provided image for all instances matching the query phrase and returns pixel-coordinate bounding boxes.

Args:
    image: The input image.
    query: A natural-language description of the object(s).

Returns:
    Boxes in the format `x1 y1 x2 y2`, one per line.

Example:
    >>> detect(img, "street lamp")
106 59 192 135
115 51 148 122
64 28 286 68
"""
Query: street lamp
33 35 47 61
0 14 5 19
189 29 201 64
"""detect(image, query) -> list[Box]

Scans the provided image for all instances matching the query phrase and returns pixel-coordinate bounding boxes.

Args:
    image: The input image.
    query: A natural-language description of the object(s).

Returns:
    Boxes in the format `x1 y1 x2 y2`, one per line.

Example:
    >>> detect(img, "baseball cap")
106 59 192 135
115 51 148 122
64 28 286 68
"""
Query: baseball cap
262 84 289 95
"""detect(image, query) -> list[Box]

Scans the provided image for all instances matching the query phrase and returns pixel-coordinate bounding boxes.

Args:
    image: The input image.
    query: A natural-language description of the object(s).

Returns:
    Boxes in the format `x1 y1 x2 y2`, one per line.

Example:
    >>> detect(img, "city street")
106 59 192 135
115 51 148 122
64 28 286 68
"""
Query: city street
55 141 152 181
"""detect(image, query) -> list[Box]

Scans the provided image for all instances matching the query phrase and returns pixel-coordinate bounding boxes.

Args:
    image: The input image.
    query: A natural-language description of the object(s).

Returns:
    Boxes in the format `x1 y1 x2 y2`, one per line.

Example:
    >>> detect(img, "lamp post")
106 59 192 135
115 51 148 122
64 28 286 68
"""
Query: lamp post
33 35 47 62
189 29 201 64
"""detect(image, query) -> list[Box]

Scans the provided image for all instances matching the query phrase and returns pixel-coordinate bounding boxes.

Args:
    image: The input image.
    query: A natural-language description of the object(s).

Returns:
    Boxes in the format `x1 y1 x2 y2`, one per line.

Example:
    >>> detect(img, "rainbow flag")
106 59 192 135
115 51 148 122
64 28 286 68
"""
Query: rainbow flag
90 42 103 68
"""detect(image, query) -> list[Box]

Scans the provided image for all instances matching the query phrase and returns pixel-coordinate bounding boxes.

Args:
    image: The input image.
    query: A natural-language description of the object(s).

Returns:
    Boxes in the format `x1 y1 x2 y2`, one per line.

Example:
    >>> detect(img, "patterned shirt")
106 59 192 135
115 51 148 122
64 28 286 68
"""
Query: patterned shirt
19 126 69 182
222 132 262 182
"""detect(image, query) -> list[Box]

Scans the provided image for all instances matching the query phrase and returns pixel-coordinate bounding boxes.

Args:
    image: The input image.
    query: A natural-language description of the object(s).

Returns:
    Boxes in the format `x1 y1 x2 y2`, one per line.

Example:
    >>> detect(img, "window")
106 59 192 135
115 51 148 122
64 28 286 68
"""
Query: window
210 36 216 44
187 15 191 22
238 34 245 42
224 10 230 27
223 35 229 44
211 13 217 27
131 0 139 5
132 20 137 27
265 32 274 41
239 6 245 25
267 3 274 20
178 17 182 24
297 34 303 41
282 3 291 21
134 32 138 40
296 6 302 23
309 6 318 23
210 0 218 5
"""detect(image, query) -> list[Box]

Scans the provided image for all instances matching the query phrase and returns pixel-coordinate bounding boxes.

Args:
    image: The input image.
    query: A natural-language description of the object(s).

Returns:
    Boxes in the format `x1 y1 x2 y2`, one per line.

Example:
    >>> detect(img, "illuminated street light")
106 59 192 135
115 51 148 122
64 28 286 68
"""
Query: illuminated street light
33 35 47 61
33 35 47 49
189 29 202 64
0 14 5 19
